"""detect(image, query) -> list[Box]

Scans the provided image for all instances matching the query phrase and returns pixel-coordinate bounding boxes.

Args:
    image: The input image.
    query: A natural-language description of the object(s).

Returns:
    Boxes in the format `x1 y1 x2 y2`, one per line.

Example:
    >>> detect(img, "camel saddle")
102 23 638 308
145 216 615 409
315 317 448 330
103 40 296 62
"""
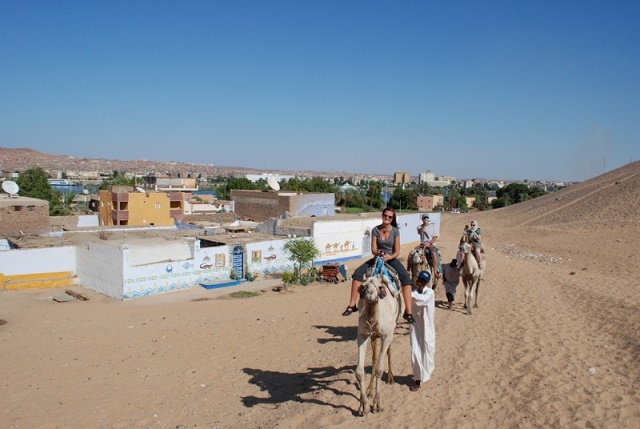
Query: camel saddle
364 258 401 295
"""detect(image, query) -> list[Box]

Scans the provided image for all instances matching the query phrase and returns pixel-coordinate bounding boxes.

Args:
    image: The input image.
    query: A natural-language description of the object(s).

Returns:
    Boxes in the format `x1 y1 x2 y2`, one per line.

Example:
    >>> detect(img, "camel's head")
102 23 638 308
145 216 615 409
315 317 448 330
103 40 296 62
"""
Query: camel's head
411 249 423 264
459 242 471 254
361 276 383 302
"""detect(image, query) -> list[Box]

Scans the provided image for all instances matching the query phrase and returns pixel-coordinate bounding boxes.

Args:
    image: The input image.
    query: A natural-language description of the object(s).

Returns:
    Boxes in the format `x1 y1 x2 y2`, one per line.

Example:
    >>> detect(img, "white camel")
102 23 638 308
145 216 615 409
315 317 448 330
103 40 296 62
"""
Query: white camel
459 242 486 316
355 271 402 416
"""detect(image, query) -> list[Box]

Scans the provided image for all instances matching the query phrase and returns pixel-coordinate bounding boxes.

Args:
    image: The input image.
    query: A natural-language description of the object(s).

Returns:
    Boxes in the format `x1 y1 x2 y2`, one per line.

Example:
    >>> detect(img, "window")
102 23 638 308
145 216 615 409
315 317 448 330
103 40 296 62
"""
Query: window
155 202 161 210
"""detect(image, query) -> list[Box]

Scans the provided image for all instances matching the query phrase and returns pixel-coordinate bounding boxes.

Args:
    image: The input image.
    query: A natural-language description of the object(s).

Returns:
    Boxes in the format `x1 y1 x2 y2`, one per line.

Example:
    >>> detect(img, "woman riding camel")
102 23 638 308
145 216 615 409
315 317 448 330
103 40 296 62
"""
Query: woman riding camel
342 207 416 324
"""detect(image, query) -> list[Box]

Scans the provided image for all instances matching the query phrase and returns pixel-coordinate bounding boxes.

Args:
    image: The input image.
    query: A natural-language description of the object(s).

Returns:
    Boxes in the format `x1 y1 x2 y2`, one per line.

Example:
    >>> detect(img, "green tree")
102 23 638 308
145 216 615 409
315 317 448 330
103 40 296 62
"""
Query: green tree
415 182 431 196
473 190 490 211
389 187 414 211
307 177 337 193
283 238 320 285
16 167 53 201
497 183 547 204
365 182 384 210
48 189 68 216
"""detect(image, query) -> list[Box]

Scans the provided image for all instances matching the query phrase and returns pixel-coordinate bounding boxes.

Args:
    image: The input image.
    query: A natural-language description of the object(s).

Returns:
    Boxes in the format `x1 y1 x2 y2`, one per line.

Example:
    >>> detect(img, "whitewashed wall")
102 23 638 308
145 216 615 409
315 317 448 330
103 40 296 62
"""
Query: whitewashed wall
245 239 293 276
2 213 442 300
396 212 441 246
0 246 76 275
312 212 441 265
76 242 125 299
77 215 99 227
121 239 231 299
313 218 377 265
195 243 234 284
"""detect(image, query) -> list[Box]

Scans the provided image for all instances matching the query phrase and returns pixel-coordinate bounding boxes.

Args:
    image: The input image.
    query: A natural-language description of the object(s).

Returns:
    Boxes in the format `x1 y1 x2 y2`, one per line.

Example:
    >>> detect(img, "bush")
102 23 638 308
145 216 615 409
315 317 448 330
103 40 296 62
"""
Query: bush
282 271 295 284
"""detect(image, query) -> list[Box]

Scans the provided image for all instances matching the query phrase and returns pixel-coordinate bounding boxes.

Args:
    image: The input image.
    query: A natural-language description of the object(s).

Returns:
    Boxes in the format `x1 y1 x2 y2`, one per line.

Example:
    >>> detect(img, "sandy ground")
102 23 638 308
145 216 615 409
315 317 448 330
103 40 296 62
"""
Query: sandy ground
1 162 639 429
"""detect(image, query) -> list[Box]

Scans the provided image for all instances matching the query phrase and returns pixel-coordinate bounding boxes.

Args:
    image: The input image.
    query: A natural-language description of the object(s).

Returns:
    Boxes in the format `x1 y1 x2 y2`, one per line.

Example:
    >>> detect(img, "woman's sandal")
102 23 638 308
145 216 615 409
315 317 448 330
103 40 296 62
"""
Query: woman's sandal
403 312 416 324
342 305 358 316
410 381 421 392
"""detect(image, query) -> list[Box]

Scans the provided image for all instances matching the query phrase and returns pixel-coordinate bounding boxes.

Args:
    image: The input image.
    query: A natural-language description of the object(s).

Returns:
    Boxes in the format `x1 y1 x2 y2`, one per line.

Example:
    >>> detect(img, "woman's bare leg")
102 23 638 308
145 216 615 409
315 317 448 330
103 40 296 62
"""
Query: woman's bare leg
348 279 362 307
402 284 413 316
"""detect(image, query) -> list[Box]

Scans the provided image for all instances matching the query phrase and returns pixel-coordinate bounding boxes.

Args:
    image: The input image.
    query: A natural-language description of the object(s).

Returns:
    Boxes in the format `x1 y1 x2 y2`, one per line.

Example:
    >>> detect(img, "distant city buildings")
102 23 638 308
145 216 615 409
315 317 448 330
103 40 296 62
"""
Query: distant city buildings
418 171 452 187
245 173 295 183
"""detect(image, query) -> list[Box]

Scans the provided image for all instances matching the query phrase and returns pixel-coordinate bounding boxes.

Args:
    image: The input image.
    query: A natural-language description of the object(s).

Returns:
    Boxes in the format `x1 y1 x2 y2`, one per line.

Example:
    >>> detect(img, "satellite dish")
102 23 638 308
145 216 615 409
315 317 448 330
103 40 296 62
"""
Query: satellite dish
267 175 280 191
2 181 19 195
82 189 89 195
136 186 146 193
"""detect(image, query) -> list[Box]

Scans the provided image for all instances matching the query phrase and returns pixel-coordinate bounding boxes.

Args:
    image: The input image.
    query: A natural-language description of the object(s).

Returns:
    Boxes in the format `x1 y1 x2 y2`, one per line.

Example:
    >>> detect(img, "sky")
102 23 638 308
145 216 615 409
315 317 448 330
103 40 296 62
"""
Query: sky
1 1 638 182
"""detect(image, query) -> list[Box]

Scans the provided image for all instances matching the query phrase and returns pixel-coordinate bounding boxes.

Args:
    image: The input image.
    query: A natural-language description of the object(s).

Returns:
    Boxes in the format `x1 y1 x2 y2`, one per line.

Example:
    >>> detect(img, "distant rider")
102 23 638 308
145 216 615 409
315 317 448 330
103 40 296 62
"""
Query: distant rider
417 214 440 278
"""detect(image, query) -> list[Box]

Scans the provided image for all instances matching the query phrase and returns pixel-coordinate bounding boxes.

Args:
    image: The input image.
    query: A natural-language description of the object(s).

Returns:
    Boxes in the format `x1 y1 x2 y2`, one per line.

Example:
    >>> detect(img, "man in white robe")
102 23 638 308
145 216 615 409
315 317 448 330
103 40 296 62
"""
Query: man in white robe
409 271 436 391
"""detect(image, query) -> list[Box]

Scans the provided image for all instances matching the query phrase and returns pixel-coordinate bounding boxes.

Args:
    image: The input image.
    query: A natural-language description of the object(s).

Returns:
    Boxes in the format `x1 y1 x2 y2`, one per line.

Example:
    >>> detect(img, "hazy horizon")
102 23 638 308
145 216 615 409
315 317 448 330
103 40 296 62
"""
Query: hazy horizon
1 1 638 183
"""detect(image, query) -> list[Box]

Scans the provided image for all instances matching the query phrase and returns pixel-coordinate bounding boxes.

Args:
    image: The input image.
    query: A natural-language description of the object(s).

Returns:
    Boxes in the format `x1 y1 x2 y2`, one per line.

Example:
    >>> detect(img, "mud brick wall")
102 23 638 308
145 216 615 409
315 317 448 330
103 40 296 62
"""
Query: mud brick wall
0 203 50 236
231 190 335 222
231 190 287 221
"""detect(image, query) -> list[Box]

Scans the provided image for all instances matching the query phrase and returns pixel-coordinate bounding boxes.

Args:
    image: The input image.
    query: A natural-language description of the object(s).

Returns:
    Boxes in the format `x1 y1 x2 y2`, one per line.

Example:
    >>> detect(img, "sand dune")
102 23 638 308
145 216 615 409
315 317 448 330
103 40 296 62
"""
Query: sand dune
1 162 639 428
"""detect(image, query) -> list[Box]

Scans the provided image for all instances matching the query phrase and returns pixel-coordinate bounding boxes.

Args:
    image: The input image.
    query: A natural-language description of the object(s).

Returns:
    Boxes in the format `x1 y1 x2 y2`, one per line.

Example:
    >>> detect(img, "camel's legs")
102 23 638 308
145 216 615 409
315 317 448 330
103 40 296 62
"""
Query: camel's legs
474 278 481 308
355 335 370 416
386 345 394 384
367 340 394 396
372 336 393 413
366 338 379 399
465 279 478 315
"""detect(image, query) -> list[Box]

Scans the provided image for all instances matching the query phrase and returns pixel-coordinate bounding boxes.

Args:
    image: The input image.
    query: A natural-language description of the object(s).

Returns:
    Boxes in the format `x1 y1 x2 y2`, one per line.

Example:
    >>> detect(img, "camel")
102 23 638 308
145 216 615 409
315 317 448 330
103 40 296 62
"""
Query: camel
459 242 486 316
406 247 439 290
355 266 402 416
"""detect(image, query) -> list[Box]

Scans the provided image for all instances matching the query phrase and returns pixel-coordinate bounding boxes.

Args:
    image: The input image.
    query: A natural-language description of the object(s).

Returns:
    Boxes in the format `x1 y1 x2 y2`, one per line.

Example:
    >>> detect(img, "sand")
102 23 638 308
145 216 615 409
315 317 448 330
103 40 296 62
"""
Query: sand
1 162 639 429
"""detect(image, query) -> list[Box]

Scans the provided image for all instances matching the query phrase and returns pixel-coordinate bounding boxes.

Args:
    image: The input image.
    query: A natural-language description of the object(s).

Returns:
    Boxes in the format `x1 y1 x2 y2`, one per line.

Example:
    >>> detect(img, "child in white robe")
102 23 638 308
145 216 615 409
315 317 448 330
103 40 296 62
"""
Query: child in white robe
409 270 436 391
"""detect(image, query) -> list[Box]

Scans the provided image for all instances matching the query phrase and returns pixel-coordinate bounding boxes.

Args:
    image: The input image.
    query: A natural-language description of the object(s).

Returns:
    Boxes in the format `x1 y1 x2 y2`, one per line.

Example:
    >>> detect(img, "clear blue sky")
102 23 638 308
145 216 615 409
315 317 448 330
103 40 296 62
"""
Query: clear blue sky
1 1 638 182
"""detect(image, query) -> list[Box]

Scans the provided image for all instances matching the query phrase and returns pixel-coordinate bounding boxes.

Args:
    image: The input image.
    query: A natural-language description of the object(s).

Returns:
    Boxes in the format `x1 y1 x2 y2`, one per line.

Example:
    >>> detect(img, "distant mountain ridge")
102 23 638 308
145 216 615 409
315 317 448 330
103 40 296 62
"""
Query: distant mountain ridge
0 147 366 179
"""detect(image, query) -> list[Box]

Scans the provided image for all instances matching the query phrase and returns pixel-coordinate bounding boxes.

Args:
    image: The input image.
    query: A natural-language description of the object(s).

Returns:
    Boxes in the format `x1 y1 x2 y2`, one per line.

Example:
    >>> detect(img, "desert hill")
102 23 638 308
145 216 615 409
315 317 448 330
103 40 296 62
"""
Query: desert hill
485 160 640 229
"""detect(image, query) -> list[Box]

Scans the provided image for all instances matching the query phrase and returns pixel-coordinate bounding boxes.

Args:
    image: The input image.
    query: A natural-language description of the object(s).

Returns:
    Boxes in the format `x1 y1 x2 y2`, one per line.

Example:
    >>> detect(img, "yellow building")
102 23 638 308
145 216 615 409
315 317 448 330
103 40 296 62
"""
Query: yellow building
393 171 412 185
99 187 174 226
